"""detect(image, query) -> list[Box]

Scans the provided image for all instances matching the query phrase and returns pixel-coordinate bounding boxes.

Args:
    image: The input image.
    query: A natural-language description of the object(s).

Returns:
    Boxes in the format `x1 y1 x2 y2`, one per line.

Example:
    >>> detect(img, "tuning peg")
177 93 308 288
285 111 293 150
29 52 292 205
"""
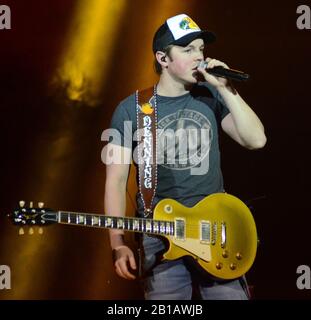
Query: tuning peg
19 200 25 208
38 228 43 235
38 202 44 208
28 227 34 235
19 228 24 235
29 201 33 208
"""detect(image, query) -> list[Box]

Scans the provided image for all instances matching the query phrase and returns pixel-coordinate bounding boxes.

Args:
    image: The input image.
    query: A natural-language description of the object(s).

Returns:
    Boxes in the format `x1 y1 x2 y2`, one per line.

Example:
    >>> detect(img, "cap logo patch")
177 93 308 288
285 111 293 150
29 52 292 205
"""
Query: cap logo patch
179 17 199 31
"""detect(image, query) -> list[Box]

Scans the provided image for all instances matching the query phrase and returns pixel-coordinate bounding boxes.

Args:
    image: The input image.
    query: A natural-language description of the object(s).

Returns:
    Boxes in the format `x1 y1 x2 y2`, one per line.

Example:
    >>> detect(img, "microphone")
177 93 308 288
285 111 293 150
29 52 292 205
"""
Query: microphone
198 61 250 81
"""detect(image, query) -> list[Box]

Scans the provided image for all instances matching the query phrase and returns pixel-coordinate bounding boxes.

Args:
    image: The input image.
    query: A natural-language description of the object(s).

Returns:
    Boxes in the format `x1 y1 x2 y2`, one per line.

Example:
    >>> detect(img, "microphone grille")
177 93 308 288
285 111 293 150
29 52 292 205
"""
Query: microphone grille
198 61 208 69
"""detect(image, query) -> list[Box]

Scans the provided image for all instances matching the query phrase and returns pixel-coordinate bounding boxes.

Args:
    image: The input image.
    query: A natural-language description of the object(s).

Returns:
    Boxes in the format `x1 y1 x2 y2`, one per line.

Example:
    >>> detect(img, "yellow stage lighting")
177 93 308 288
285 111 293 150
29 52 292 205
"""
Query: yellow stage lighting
55 0 127 106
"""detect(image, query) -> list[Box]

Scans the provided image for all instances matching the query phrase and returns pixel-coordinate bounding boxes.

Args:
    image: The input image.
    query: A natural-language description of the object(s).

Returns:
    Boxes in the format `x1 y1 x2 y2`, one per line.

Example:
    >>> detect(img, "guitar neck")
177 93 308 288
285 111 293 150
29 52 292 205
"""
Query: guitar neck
47 211 174 236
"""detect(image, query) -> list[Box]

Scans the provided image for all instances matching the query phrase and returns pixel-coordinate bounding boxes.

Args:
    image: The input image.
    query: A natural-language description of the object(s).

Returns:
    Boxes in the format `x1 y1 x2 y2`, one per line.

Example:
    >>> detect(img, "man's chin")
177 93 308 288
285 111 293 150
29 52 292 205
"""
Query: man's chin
181 72 202 86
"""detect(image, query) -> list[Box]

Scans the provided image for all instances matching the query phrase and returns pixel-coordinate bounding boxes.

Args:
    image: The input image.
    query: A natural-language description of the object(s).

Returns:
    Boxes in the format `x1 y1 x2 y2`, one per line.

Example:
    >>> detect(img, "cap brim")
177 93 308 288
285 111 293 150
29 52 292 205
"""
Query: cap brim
172 30 216 47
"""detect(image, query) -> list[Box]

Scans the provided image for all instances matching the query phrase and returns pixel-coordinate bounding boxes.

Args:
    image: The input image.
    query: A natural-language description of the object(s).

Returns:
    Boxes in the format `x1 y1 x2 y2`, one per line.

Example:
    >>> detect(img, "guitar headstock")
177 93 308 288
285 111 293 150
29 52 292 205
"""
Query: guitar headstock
8 200 57 235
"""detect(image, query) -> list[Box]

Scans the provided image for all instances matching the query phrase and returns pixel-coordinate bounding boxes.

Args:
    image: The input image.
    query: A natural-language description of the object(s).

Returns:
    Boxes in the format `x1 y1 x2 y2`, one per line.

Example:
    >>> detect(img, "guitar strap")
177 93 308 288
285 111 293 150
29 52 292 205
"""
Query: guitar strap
136 86 158 218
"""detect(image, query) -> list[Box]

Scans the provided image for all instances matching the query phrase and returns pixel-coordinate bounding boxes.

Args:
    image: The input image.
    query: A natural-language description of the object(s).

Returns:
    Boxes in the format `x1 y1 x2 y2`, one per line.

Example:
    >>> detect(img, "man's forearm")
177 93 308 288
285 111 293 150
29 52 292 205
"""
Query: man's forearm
218 85 266 148
104 182 127 249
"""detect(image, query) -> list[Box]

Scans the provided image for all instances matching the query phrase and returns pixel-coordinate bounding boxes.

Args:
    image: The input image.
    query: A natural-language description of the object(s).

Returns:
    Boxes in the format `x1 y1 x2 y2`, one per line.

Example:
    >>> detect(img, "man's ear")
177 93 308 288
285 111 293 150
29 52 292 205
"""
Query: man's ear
156 51 168 67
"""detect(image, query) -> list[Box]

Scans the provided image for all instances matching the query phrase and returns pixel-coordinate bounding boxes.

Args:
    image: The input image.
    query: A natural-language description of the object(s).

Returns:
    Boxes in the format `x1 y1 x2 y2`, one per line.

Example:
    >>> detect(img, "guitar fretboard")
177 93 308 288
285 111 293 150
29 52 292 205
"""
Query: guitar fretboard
57 211 174 236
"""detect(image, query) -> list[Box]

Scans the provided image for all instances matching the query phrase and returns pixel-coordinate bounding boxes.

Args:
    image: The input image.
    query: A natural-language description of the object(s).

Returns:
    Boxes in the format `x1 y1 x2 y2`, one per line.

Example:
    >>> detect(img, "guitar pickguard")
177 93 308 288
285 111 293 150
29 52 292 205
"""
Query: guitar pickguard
172 238 211 262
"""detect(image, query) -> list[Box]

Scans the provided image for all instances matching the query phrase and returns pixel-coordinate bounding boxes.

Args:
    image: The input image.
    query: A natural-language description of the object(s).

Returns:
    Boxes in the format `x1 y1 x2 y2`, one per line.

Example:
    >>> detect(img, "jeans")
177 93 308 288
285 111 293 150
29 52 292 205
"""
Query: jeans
141 234 250 300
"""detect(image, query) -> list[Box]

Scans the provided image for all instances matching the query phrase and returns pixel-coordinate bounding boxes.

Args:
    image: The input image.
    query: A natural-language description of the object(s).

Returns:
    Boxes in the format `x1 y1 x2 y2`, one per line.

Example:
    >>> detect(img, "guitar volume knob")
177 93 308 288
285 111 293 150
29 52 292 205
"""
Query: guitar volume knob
230 263 237 270
236 252 243 260
222 250 229 258
216 262 223 270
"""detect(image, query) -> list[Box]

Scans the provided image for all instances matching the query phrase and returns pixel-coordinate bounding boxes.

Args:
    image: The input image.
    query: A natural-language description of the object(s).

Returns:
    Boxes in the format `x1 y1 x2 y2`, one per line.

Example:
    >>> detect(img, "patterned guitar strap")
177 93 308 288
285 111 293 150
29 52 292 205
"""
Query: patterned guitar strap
136 86 158 218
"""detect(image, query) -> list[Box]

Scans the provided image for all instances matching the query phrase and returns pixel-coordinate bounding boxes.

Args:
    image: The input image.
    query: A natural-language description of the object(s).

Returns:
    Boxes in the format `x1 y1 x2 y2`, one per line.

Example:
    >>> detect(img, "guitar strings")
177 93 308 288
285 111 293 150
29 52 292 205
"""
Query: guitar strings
57 211 224 231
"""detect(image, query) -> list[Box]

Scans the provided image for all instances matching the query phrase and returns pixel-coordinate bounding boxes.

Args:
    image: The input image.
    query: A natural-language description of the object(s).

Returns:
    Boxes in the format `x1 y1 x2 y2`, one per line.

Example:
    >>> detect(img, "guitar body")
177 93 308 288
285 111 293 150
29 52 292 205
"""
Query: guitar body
153 193 258 280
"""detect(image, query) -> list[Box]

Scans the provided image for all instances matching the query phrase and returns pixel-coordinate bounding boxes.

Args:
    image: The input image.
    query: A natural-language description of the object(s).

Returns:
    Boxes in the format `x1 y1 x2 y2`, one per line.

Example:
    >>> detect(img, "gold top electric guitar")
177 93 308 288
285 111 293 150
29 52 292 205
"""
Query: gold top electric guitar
8 192 258 280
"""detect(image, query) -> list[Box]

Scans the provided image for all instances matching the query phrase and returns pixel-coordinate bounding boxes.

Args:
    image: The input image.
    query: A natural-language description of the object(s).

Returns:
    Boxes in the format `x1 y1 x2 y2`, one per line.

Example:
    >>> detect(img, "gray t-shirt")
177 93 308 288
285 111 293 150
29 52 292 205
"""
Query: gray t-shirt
109 82 230 216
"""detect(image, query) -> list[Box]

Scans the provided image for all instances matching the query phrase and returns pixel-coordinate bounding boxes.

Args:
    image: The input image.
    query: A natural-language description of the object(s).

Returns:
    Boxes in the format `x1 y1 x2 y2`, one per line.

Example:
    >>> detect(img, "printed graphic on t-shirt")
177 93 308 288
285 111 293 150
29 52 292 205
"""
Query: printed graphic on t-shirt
157 109 212 171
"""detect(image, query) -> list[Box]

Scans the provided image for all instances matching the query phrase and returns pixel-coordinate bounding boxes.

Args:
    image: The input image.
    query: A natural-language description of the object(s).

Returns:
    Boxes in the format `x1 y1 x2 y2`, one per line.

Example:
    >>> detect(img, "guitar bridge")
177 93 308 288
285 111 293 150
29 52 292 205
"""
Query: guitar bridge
211 222 217 245
221 222 226 248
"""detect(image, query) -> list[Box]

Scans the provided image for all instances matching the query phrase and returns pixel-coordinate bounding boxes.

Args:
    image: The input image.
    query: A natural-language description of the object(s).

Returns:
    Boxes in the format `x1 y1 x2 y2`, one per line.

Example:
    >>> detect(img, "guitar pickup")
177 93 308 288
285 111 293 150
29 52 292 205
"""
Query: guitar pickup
174 218 185 240
200 220 211 244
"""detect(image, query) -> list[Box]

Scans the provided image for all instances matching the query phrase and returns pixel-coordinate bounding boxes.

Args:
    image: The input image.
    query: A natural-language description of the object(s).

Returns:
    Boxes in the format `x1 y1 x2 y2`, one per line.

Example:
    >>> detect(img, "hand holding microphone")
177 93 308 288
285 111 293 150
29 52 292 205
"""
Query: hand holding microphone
197 59 250 82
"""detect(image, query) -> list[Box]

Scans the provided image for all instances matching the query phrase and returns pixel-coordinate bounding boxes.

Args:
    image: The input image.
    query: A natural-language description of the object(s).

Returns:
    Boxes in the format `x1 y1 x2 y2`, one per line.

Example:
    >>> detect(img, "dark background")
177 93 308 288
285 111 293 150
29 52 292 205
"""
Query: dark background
0 0 311 299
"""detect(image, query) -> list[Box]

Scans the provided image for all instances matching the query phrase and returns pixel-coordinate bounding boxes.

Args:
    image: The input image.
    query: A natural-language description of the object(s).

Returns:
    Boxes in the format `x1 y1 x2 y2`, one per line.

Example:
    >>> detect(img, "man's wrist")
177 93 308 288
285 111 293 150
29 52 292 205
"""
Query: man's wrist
110 234 125 250
112 245 128 251
112 245 128 263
